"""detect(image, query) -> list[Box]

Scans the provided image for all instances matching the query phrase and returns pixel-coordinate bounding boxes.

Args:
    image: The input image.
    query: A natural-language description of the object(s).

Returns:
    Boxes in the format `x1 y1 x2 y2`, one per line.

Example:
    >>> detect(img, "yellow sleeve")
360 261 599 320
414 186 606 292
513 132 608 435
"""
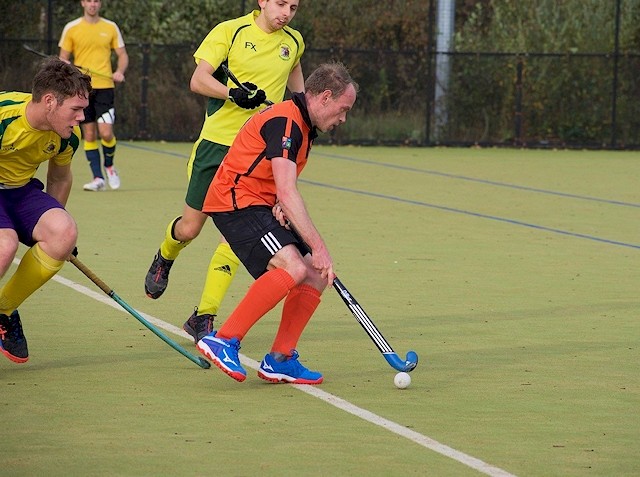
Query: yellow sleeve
51 126 82 167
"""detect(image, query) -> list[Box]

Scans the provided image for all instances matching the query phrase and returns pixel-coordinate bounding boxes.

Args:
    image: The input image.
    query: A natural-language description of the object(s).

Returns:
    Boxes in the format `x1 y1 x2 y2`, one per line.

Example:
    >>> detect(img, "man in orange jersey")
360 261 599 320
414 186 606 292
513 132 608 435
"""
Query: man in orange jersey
196 62 358 384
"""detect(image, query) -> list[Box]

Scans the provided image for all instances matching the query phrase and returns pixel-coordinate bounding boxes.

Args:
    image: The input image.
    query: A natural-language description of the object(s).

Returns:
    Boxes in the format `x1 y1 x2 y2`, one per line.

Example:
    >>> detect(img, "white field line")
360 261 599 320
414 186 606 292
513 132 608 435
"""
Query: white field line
42 265 516 477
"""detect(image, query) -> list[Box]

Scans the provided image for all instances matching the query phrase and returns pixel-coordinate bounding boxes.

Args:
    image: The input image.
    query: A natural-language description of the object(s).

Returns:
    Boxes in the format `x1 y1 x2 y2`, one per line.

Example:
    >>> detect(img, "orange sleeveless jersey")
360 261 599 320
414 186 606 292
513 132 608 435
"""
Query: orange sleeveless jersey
202 94 316 212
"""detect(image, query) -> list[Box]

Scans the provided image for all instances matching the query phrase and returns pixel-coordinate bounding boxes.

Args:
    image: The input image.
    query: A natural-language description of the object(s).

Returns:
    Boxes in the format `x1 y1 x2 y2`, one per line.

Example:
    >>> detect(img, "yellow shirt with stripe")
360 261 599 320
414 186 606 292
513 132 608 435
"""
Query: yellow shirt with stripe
195 10 305 146
0 92 81 188
58 17 125 89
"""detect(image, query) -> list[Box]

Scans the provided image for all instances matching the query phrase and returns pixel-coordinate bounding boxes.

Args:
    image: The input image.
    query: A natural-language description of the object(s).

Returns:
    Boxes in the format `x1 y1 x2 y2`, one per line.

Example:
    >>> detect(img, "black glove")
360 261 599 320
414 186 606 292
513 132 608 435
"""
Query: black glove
228 82 266 109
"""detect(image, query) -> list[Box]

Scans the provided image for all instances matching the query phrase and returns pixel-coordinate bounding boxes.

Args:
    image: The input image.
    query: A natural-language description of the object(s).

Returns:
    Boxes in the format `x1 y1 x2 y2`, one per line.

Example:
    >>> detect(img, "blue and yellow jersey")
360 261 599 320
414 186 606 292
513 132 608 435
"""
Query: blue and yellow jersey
195 10 305 146
58 17 125 89
0 92 81 187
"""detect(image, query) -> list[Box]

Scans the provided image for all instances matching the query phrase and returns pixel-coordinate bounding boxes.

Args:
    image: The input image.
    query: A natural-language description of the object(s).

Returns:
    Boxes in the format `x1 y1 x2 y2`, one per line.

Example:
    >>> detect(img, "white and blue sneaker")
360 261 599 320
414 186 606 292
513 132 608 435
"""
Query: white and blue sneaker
196 332 246 382
258 350 323 384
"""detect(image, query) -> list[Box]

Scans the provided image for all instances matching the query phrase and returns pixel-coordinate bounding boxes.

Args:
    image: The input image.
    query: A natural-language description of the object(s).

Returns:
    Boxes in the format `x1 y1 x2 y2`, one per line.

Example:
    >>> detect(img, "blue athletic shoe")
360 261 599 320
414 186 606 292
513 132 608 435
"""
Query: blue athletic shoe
196 332 246 382
258 350 323 384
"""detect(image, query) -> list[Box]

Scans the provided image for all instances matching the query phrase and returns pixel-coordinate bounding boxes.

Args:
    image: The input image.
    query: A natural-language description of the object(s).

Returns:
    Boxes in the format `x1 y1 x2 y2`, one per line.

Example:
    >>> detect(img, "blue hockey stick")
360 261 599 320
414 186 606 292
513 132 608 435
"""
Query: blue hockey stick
333 277 418 372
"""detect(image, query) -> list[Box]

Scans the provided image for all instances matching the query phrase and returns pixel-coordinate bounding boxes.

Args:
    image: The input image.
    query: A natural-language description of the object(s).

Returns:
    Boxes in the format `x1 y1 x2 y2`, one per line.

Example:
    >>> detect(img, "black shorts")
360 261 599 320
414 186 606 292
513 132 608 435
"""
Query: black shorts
82 88 115 124
211 206 309 279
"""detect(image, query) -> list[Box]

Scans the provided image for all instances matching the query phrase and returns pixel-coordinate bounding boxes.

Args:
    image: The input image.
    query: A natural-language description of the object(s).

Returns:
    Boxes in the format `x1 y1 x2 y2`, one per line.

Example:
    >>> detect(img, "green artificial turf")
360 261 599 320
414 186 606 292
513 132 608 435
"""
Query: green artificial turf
2 144 638 476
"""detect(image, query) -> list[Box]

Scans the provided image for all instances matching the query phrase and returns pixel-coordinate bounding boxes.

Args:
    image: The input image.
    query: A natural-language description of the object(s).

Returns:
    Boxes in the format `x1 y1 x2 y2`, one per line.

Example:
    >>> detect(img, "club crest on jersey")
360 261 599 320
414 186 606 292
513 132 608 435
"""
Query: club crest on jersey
43 140 56 154
279 44 291 61
0 143 16 153
281 136 292 149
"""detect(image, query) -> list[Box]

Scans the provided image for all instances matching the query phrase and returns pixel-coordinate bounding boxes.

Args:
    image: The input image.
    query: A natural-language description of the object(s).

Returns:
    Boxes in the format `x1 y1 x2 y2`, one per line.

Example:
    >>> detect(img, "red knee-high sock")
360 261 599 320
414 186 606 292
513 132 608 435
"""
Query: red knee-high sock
217 269 296 341
271 284 321 355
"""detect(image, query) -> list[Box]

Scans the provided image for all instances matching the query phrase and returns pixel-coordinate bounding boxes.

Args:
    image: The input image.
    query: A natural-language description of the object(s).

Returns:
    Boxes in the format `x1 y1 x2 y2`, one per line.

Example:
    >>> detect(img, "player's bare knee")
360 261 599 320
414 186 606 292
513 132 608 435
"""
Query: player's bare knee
175 225 201 242
98 130 114 142
0 232 19 277
305 270 327 292
174 217 205 241
0 230 19 255
34 210 77 252
281 259 309 285
49 221 77 256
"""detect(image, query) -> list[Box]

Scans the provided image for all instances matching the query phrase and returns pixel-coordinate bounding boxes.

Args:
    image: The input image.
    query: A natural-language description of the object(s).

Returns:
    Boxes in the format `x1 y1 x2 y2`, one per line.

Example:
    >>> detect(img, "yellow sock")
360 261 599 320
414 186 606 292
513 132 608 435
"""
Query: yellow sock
100 137 116 148
159 216 192 260
0 244 65 315
84 140 99 152
197 242 240 316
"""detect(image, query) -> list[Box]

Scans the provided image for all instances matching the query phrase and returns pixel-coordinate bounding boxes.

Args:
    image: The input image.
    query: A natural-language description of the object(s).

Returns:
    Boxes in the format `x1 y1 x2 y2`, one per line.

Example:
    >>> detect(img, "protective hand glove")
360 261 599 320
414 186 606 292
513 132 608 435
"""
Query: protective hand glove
228 82 266 109
67 246 78 262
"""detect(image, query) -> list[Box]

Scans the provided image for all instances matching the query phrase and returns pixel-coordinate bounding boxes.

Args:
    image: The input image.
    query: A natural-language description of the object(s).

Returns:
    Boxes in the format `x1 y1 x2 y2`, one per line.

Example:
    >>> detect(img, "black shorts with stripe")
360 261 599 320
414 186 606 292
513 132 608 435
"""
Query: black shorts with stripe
211 206 309 279
82 88 115 124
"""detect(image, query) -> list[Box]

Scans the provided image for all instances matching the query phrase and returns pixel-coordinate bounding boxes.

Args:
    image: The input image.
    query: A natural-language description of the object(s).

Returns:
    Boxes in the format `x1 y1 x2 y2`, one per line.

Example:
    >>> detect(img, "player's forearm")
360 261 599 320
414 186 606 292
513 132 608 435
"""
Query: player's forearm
278 190 325 253
190 72 228 100
115 52 129 76
46 167 73 206
287 63 305 93
46 179 72 206
59 49 71 62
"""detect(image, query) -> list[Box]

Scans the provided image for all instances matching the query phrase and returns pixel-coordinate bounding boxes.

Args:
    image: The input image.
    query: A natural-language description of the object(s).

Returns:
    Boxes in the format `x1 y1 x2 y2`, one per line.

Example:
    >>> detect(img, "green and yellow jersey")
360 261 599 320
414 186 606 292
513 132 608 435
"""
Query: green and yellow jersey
58 17 125 89
0 92 81 187
195 10 305 146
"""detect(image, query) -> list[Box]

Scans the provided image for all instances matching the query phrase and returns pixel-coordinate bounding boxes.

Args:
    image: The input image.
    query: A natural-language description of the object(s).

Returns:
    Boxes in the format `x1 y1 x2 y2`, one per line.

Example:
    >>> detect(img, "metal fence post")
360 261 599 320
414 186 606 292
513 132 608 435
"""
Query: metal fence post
138 43 151 140
610 0 621 148
514 57 524 146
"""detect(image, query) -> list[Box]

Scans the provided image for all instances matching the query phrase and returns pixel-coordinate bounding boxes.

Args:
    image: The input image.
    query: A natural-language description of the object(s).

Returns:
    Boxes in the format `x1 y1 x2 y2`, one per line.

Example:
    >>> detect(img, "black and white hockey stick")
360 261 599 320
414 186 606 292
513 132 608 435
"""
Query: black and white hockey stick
283 219 418 373
333 277 418 372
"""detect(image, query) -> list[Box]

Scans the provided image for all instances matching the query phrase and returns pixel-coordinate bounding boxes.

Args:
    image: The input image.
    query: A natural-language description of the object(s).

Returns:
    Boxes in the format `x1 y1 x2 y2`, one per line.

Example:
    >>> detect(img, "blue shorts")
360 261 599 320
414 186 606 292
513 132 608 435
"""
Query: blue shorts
0 179 64 246
211 206 310 279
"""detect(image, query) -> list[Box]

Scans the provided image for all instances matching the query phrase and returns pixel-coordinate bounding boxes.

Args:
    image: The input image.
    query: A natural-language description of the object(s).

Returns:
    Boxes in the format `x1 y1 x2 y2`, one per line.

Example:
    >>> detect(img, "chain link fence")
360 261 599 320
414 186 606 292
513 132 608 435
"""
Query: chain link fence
2 23 638 148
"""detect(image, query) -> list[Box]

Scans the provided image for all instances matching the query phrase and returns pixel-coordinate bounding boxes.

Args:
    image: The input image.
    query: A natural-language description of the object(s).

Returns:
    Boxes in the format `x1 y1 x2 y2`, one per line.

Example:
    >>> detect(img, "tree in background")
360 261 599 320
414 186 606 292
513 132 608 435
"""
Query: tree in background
448 0 640 144
3 0 639 145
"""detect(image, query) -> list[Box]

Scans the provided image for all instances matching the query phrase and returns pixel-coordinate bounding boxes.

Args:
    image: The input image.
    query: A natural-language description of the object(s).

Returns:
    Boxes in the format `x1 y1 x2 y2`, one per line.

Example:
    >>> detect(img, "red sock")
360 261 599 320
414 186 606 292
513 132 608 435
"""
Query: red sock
271 284 321 355
217 268 296 341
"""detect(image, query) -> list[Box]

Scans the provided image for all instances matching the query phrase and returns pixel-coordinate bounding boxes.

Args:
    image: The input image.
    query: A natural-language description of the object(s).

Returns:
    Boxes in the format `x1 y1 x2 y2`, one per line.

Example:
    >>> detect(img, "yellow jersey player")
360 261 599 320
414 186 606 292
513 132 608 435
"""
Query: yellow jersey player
0 58 91 363
59 0 128 191
144 0 305 344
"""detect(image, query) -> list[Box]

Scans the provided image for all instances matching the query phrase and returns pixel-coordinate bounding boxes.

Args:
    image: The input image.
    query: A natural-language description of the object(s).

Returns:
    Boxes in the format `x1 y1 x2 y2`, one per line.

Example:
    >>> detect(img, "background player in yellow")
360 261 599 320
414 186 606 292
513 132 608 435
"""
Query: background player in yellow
59 0 128 192
0 58 91 363
144 0 305 344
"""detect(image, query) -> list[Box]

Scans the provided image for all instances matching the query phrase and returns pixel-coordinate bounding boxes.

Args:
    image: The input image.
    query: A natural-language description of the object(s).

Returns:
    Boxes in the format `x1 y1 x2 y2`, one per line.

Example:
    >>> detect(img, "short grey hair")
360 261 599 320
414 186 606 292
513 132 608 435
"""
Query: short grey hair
304 61 359 97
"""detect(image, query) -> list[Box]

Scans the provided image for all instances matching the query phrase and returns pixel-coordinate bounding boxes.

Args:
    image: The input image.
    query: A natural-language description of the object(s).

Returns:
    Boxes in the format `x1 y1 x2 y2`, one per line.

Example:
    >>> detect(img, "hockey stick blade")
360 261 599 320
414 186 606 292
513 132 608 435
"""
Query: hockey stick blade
22 43 48 58
221 64 274 106
333 277 418 372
